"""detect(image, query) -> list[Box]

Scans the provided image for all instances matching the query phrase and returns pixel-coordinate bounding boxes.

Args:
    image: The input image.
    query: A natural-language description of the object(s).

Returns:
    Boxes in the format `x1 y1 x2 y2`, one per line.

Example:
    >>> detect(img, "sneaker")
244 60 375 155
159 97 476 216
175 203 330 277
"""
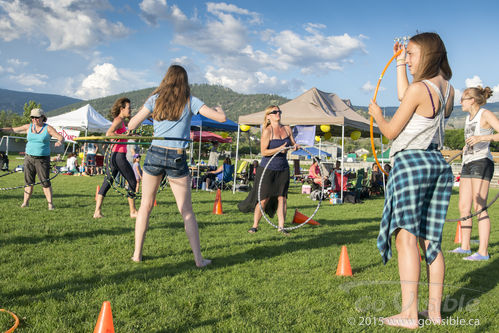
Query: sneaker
463 252 490 261
449 247 471 255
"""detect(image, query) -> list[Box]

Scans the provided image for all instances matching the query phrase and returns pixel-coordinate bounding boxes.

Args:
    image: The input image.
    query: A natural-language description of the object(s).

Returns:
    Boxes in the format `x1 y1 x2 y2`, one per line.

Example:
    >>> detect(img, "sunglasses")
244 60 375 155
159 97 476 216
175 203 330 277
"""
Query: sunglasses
31 116 41 119
461 97 473 102
269 110 282 115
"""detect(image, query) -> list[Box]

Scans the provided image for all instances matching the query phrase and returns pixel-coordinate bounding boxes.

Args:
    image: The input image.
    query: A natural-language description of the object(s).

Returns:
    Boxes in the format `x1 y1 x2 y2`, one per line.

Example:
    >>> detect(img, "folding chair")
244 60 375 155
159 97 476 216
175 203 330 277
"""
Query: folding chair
214 164 234 190
236 160 249 184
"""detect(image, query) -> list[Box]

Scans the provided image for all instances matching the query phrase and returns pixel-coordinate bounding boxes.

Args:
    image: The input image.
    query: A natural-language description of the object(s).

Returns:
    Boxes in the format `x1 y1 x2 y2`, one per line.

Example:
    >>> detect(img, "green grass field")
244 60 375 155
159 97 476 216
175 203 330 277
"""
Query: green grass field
1 172 498 332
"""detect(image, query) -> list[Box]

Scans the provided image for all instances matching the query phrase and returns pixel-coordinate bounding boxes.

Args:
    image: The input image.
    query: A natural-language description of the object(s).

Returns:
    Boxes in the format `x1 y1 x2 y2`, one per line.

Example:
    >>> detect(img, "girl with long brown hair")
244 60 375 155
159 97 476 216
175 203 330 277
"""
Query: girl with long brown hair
369 32 455 328
128 65 225 267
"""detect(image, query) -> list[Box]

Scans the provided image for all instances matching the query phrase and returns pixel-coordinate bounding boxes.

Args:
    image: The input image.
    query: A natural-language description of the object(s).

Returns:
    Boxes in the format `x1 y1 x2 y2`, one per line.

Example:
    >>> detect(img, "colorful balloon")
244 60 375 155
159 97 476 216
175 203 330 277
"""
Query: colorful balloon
350 131 361 140
240 124 250 132
315 136 321 142
320 125 331 133
324 132 332 140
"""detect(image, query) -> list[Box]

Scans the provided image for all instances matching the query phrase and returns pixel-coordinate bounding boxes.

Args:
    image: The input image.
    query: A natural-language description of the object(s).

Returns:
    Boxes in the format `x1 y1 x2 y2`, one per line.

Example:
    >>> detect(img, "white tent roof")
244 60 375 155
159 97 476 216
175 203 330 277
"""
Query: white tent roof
47 104 112 133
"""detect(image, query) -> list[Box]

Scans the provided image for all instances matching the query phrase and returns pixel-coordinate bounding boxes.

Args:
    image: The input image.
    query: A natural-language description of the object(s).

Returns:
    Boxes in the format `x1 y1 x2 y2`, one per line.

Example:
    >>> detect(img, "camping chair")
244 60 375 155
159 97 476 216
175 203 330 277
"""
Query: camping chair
235 160 249 184
331 171 348 193
214 164 234 190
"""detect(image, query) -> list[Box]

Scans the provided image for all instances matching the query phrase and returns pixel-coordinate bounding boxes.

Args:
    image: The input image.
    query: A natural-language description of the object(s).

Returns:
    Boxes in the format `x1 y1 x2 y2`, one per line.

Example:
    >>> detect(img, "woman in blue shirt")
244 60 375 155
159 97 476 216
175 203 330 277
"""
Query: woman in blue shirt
128 65 225 267
1 108 64 210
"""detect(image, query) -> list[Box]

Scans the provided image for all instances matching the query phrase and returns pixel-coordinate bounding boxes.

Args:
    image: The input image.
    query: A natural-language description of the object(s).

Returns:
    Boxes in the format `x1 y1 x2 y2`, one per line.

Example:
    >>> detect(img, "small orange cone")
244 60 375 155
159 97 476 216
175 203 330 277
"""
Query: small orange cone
213 189 223 215
95 185 100 201
336 245 353 276
292 209 320 225
454 221 462 244
94 301 114 333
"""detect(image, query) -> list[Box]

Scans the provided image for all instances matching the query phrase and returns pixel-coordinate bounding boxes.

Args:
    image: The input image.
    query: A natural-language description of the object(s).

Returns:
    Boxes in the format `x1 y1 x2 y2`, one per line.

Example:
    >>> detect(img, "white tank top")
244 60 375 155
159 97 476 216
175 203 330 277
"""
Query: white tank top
390 80 450 160
462 108 493 164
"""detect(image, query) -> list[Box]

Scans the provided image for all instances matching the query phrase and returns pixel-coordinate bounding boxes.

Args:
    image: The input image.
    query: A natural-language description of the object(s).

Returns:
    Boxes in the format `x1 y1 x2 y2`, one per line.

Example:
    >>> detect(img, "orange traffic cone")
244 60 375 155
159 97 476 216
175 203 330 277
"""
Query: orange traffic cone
213 189 223 215
292 209 320 225
95 185 100 201
454 221 462 244
94 301 114 333
336 245 353 276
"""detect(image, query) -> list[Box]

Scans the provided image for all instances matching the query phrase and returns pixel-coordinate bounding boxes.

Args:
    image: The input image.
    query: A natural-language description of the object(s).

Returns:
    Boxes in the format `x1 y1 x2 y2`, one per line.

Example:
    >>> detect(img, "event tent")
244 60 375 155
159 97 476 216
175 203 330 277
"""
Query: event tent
47 104 112 134
234 87 383 196
191 131 232 143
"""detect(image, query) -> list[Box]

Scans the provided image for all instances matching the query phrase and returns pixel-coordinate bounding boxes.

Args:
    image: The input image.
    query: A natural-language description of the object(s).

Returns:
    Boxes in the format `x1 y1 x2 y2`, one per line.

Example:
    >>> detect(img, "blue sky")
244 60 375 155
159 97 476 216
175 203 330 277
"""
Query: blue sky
1 0 498 109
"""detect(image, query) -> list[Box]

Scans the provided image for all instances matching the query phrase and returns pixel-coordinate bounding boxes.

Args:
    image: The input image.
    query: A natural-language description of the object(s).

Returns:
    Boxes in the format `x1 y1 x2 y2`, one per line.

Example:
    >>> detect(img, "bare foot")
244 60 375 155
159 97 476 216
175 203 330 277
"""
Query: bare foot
48 203 54 210
131 256 141 263
382 314 419 330
93 212 103 218
418 310 441 324
196 258 212 268
21 202 28 208
130 211 138 219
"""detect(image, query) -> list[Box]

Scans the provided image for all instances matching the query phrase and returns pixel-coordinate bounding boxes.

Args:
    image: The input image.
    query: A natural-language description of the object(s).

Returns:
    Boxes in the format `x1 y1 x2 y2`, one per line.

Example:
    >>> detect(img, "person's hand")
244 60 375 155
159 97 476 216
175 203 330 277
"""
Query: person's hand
368 99 383 120
394 41 406 62
293 144 300 151
465 135 483 147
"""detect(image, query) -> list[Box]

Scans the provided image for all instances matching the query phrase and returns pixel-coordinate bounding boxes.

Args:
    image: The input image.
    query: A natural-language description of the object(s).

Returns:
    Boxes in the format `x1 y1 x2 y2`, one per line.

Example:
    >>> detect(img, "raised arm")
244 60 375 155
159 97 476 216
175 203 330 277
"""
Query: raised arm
395 42 410 101
1 123 30 134
128 106 151 131
198 105 226 123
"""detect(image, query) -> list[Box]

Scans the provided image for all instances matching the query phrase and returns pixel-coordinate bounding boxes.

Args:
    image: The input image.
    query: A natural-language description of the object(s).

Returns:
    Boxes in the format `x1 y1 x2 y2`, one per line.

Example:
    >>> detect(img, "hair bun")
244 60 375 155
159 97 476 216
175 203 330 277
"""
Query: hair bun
481 86 493 100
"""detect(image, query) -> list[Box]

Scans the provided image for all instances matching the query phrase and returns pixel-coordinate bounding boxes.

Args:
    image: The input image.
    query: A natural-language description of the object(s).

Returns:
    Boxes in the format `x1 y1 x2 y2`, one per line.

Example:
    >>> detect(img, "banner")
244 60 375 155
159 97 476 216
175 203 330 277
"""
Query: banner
292 125 316 146
55 128 80 143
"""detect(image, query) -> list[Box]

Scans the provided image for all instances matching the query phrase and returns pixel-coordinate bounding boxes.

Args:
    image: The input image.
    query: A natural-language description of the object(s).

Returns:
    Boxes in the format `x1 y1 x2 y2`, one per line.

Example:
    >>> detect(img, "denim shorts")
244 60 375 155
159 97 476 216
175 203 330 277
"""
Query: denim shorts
461 158 494 181
143 145 189 178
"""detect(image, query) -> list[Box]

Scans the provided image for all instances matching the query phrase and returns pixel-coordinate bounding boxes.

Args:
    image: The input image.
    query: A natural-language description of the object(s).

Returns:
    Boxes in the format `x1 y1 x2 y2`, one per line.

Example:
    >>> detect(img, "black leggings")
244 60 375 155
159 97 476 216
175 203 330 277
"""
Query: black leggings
99 152 137 198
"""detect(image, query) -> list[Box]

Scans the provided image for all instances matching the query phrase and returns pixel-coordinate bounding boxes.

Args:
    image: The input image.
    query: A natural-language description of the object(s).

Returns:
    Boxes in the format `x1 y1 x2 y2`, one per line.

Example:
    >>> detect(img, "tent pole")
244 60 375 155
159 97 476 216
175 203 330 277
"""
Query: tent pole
233 125 241 193
341 125 344 203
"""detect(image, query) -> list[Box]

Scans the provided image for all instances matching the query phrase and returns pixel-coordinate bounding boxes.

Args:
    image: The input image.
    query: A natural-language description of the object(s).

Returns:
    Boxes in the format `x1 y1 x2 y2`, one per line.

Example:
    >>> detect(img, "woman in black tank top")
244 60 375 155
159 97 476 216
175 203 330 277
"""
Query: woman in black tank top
238 105 298 235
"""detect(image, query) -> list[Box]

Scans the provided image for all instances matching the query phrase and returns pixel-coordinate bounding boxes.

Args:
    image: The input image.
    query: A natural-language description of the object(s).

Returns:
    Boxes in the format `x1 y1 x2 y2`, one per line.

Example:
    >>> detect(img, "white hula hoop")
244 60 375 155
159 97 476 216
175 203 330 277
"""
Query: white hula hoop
257 146 325 231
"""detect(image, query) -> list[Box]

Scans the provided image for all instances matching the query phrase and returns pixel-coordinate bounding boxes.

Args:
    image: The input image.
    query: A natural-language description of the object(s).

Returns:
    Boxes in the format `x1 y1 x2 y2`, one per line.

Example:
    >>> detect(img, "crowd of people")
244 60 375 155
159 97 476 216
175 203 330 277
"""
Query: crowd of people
1 32 498 329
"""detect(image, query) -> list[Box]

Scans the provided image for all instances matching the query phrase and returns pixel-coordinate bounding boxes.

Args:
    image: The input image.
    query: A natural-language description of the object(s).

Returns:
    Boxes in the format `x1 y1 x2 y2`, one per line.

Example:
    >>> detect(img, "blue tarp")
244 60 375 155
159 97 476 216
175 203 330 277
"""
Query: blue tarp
142 114 238 132
291 147 331 157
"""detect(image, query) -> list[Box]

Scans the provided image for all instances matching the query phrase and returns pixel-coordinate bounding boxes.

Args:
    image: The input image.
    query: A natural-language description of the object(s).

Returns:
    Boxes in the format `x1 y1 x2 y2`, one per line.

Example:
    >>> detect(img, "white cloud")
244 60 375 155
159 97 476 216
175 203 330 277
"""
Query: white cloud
9 73 48 86
139 3 364 95
461 76 499 103
74 63 155 99
465 75 483 88
7 58 28 66
0 0 129 51
139 0 171 26
204 66 302 95
361 81 375 93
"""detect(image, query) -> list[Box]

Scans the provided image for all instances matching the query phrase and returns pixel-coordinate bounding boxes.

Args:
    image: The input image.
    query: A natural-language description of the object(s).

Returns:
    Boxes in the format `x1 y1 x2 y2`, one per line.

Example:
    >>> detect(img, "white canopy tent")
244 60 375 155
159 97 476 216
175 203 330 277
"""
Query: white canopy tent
234 87 382 198
47 104 112 135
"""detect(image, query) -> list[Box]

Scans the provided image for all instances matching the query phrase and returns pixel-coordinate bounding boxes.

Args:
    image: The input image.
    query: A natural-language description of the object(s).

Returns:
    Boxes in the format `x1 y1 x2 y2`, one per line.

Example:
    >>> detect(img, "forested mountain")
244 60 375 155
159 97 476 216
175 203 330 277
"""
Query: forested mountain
48 84 290 121
0 88 82 114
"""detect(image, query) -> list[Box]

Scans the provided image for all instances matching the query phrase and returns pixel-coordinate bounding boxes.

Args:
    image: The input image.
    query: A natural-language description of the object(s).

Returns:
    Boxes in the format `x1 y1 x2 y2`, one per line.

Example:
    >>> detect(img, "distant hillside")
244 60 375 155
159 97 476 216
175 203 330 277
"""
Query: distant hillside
0 88 82 114
49 84 290 121
353 103 499 129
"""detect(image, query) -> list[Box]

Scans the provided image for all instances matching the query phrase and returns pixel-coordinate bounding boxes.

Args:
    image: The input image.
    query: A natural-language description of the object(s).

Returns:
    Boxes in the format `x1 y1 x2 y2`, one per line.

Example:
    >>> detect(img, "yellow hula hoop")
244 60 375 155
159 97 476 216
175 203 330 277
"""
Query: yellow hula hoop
370 48 403 177
0 309 20 333
75 136 166 141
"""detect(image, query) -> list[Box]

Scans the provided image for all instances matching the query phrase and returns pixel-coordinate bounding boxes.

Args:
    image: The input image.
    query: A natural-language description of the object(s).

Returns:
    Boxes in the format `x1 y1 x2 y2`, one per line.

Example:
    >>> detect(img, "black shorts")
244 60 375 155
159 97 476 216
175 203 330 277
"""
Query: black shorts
461 158 494 181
